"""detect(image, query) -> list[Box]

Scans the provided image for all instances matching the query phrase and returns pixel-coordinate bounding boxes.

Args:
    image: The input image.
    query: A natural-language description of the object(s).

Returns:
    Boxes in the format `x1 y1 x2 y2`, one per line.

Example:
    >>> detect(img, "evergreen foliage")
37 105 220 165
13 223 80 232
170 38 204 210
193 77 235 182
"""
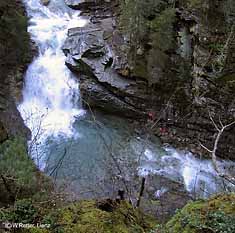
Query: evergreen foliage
0 137 36 188
0 138 52 205
0 1 31 74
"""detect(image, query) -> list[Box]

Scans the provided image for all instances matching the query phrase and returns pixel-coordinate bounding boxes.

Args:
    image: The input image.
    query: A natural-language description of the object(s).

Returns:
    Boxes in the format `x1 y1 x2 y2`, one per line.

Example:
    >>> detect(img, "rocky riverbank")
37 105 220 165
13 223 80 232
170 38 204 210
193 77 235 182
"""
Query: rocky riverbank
0 0 34 142
63 0 235 160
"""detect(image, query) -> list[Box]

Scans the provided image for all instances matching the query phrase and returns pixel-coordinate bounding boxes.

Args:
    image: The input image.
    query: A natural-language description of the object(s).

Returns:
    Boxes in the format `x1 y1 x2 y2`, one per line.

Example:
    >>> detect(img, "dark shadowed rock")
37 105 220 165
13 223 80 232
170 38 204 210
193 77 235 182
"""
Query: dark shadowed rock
79 76 144 118
40 0 50 6
65 0 99 10
65 0 113 11
141 175 191 223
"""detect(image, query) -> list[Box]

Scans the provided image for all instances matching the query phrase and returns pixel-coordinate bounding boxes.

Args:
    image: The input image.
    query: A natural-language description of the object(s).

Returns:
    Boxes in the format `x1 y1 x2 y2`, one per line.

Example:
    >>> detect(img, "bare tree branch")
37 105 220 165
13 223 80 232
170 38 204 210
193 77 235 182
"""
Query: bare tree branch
200 114 235 185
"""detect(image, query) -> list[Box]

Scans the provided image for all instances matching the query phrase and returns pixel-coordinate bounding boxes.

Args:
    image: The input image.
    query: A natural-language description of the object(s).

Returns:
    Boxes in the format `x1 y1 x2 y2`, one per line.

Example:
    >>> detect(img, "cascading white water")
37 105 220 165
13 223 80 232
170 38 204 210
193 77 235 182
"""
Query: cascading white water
18 0 87 166
138 145 235 198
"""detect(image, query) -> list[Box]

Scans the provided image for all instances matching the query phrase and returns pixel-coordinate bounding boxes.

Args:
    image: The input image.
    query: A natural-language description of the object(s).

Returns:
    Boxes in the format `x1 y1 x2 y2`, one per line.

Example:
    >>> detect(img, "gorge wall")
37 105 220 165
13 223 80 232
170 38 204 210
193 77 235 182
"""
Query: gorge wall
63 0 235 160
0 0 33 142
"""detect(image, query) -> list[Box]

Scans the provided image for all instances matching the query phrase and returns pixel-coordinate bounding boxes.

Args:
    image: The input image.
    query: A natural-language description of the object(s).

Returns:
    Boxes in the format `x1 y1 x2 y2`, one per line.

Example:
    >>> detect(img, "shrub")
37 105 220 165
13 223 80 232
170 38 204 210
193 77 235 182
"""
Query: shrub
0 137 52 204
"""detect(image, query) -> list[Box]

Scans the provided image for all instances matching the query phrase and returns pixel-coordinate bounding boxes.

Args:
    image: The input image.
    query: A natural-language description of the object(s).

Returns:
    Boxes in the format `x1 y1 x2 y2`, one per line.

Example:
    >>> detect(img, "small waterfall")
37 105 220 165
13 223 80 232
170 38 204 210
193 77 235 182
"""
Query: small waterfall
18 0 87 167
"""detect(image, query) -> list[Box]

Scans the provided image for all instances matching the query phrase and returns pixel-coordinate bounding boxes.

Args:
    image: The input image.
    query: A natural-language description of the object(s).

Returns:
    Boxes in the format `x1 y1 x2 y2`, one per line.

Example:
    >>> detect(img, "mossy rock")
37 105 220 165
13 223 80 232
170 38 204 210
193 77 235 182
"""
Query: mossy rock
217 73 235 83
216 73 235 91
24 200 156 233
186 0 203 8
0 1 32 69
164 193 235 233
149 8 176 53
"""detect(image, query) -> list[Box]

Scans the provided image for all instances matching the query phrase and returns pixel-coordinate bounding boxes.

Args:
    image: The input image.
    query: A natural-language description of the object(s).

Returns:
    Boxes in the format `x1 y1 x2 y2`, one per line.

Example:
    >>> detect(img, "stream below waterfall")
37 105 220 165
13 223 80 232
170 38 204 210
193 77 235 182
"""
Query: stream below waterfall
18 0 235 201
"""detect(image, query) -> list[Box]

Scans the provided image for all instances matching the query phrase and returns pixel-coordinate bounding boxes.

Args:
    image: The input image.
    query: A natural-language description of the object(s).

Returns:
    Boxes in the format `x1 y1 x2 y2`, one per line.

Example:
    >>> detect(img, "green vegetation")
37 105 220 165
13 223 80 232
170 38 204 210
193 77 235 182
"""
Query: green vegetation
119 0 176 82
0 138 35 187
208 43 224 54
0 199 157 233
42 201 156 233
120 0 160 46
120 0 175 50
1 138 234 233
0 199 37 223
0 0 31 76
164 193 235 233
185 0 203 8
0 138 52 205
146 7 176 84
149 8 176 53
0 138 156 232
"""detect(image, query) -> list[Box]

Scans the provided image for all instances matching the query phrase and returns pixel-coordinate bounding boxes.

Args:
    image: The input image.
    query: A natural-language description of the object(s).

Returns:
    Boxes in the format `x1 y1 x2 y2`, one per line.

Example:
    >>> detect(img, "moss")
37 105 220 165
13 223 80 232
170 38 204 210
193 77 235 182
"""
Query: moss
132 58 148 79
179 0 203 9
0 1 31 65
0 199 37 223
216 73 235 90
217 73 235 83
164 193 235 233
43 201 156 233
187 0 203 8
10 200 156 233
149 8 176 53
28 229 49 233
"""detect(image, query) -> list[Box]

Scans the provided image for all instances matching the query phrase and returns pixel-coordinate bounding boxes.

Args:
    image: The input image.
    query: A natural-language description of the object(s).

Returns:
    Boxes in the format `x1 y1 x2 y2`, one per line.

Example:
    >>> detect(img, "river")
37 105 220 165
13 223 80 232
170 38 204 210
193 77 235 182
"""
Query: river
18 0 235 201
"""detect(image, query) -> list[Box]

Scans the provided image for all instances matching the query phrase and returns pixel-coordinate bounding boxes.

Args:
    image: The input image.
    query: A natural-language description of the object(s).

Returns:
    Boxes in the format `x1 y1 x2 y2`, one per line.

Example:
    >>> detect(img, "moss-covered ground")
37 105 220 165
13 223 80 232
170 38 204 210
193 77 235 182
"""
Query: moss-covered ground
163 193 235 233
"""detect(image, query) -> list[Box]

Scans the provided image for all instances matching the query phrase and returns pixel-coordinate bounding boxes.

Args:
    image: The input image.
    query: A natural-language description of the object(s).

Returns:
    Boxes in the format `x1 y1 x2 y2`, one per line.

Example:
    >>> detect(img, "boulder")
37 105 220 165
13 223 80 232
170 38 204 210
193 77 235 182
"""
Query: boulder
79 77 144 118
64 0 98 10
63 22 149 117
41 0 50 6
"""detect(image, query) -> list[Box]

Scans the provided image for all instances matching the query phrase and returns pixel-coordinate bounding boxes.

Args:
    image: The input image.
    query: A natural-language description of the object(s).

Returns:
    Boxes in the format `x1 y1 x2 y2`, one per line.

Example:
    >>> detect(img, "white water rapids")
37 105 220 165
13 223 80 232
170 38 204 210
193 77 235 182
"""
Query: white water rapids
18 0 235 199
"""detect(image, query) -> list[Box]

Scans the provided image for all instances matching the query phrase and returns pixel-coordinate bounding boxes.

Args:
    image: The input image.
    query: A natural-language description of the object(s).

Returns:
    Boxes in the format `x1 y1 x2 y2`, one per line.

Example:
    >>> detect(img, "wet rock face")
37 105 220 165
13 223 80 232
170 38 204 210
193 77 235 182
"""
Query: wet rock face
64 0 235 160
142 175 191 223
63 19 150 118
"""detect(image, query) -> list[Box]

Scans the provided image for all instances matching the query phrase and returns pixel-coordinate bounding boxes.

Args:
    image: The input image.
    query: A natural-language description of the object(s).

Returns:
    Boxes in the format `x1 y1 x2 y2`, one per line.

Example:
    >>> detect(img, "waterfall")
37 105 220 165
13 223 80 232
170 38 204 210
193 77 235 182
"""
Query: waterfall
17 0 235 199
18 0 87 167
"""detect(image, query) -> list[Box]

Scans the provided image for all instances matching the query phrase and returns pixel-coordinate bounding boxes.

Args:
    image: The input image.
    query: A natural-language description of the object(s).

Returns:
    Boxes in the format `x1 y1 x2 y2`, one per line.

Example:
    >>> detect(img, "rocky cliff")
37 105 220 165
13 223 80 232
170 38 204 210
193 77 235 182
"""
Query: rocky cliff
0 0 33 142
63 0 235 160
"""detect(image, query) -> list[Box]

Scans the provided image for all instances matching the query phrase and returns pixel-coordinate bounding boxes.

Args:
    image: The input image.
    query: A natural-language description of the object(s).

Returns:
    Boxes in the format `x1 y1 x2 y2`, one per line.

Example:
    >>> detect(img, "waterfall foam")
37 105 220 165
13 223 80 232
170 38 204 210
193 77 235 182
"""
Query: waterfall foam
138 145 235 198
18 0 87 167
